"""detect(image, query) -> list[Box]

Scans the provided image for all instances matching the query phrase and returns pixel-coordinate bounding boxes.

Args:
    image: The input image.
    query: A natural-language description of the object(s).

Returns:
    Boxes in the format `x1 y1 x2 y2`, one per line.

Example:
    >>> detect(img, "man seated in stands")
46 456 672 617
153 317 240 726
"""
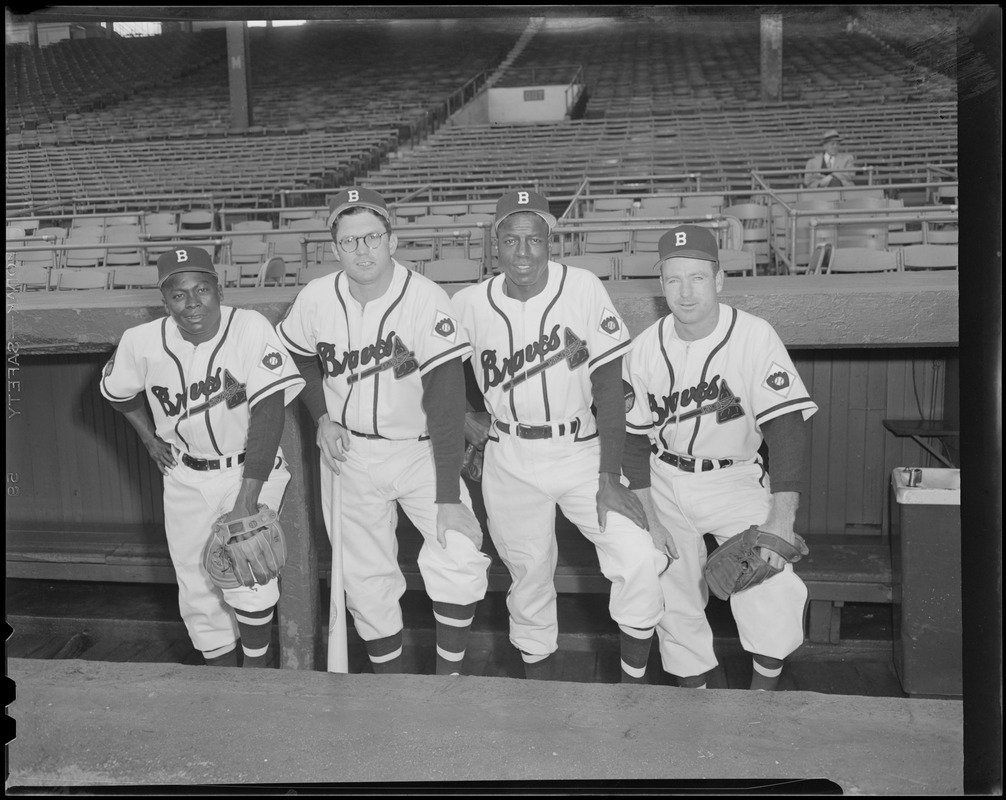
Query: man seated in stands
803 129 856 188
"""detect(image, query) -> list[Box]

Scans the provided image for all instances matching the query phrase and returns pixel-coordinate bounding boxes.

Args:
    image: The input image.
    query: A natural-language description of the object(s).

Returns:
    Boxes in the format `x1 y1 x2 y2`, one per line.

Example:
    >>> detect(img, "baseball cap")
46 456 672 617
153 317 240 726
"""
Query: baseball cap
326 187 391 228
157 246 217 287
821 128 841 142
494 190 557 233
655 225 719 267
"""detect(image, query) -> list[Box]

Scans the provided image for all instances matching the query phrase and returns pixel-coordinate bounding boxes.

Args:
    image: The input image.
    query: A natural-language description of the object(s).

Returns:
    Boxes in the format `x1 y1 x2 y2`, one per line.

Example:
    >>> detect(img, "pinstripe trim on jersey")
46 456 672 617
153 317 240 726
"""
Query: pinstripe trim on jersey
655 316 674 452
162 317 191 453
687 307 738 455
248 373 303 408
419 342 469 374
537 263 568 420
587 337 630 371
333 277 354 430
276 323 315 357
486 277 518 419
100 355 138 402
202 307 238 457
371 268 411 437
755 397 816 422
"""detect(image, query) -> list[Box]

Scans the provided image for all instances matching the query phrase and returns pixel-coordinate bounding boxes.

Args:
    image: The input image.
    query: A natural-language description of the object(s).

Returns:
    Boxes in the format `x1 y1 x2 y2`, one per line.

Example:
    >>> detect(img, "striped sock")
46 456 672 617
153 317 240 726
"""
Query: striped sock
203 642 239 667
677 672 709 689
521 651 557 681
618 624 654 684
432 601 477 676
235 606 275 668
750 654 784 691
366 631 404 674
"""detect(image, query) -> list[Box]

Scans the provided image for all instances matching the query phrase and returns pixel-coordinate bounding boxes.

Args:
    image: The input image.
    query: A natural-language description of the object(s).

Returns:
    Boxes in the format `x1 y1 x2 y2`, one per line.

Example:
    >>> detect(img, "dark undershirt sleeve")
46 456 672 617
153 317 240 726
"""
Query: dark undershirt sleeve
292 351 328 424
622 433 652 490
761 411 809 495
422 358 466 504
463 358 487 413
110 394 145 414
591 358 627 475
243 391 285 481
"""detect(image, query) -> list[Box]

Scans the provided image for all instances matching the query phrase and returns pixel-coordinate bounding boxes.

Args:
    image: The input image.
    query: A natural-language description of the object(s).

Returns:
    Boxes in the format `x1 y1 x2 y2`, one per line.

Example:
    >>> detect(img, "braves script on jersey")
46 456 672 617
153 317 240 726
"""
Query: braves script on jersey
277 262 471 438
100 306 304 456
453 262 630 430
624 304 817 460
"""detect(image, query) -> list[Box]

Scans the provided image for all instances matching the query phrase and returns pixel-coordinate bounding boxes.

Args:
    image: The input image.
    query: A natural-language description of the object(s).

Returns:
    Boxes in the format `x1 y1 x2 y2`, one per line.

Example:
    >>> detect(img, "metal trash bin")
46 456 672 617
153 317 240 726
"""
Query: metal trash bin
889 468 962 698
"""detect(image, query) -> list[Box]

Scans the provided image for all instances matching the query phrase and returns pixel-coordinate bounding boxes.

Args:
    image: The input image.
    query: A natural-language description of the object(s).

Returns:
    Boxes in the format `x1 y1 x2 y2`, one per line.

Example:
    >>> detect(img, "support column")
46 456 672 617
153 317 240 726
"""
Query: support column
226 21 253 131
760 13 783 103
277 404 322 671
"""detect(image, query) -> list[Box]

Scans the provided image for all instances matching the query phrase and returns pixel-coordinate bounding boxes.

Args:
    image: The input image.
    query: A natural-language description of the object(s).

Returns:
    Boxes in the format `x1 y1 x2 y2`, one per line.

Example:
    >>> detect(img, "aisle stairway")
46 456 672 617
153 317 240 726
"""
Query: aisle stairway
485 17 546 89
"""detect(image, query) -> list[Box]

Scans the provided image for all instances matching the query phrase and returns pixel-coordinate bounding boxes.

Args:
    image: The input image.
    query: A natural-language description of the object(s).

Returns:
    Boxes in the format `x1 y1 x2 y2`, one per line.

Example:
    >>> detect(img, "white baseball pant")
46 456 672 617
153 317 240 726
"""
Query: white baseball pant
483 433 665 659
648 460 808 677
320 436 490 644
163 452 289 654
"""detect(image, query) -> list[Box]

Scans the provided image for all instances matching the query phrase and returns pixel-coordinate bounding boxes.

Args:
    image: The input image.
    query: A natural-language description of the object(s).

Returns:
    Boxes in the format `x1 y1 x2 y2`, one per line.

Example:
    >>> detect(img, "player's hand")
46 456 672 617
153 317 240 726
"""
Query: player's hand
142 435 177 475
596 472 649 533
757 493 799 570
317 414 351 475
648 517 679 565
436 502 484 551
464 411 492 449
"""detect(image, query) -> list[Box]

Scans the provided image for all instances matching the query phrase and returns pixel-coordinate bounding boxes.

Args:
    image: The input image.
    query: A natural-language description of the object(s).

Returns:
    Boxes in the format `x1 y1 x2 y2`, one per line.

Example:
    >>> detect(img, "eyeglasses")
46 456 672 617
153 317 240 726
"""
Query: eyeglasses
336 231 389 253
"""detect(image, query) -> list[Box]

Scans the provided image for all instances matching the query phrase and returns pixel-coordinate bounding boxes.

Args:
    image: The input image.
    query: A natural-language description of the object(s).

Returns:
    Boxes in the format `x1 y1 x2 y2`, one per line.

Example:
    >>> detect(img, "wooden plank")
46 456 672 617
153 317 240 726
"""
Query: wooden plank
826 355 851 535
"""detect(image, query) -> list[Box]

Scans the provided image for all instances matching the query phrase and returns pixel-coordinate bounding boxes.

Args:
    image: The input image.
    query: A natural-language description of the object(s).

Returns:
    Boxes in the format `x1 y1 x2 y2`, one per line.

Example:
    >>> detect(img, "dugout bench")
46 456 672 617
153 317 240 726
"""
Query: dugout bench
7 519 891 646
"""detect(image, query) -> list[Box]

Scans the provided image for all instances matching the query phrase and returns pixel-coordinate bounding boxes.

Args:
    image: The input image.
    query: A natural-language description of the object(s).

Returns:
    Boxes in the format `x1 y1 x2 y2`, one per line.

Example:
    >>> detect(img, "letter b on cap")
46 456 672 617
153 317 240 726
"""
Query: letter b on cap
675 232 687 246
517 192 529 205
175 249 189 262
348 190 359 202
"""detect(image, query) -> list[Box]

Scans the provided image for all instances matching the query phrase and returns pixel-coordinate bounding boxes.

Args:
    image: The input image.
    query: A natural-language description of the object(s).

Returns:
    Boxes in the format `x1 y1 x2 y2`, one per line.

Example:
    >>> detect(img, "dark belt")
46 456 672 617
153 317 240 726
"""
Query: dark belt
349 429 430 442
651 445 732 473
495 419 580 440
182 452 246 471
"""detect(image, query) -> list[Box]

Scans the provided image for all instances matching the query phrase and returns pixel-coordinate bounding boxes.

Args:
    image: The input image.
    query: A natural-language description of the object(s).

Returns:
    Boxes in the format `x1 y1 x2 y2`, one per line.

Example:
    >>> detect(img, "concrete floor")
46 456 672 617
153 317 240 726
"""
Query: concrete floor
7 658 962 794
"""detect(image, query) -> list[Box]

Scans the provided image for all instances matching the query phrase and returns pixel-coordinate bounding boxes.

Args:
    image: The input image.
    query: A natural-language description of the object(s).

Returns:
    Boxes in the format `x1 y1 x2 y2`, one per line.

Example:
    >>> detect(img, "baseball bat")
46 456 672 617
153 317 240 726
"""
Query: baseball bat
326 460 349 673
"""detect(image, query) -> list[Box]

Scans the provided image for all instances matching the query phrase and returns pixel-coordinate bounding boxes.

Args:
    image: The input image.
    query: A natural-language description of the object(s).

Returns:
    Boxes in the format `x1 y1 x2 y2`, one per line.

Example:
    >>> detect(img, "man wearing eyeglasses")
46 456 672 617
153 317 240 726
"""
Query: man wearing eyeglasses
278 187 490 676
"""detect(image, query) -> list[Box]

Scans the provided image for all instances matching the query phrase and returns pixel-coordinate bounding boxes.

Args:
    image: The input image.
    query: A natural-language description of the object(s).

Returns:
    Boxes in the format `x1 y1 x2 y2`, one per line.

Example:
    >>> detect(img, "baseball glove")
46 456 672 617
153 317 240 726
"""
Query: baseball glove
461 442 483 483
704 525 809 601
203 505 287 590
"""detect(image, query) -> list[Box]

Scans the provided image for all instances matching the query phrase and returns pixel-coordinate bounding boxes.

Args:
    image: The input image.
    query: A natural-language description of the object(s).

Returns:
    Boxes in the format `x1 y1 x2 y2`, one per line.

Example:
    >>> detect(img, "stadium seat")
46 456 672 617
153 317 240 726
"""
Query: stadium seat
899 244 958 271
111 266 159 289
618 253 659 279
560 255 615 280
825 247 899 275
422 258 482 283
256 256 297 287
56 268 111 290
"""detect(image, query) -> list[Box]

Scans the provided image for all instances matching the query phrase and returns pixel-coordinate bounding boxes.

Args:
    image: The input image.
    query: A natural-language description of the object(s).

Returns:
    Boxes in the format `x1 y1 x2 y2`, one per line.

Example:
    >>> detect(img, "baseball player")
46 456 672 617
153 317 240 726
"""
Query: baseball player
454 190 667 683
277 187 490 676
100 246 305 668
621 224 819 690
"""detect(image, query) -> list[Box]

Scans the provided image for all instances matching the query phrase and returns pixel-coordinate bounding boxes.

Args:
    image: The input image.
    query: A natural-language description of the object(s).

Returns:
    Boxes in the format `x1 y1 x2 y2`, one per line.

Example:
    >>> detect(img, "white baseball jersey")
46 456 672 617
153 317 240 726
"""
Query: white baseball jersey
624 303 818 461
277 262 471 439
453 262 631 432
100 306 305 456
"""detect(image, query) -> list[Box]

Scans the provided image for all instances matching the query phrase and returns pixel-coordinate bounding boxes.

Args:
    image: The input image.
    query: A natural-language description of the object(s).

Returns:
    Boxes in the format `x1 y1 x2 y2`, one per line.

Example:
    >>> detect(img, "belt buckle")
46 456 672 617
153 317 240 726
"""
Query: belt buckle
517 423 548 440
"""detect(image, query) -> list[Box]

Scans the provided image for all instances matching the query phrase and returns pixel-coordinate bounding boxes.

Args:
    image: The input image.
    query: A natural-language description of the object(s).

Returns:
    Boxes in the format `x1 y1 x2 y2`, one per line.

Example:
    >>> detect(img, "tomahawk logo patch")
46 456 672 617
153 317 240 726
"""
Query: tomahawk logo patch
623 380 636 414
260 345 285 373
103 351 116 378
432 311 458 344
764 362 794 396
598 308 622 340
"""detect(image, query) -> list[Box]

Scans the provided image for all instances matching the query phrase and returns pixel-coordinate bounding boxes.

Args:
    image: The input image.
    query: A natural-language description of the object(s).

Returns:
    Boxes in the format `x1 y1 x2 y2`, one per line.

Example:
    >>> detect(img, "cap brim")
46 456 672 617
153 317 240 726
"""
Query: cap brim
493 209 557 232
326 202 391 228
657 250 718 265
